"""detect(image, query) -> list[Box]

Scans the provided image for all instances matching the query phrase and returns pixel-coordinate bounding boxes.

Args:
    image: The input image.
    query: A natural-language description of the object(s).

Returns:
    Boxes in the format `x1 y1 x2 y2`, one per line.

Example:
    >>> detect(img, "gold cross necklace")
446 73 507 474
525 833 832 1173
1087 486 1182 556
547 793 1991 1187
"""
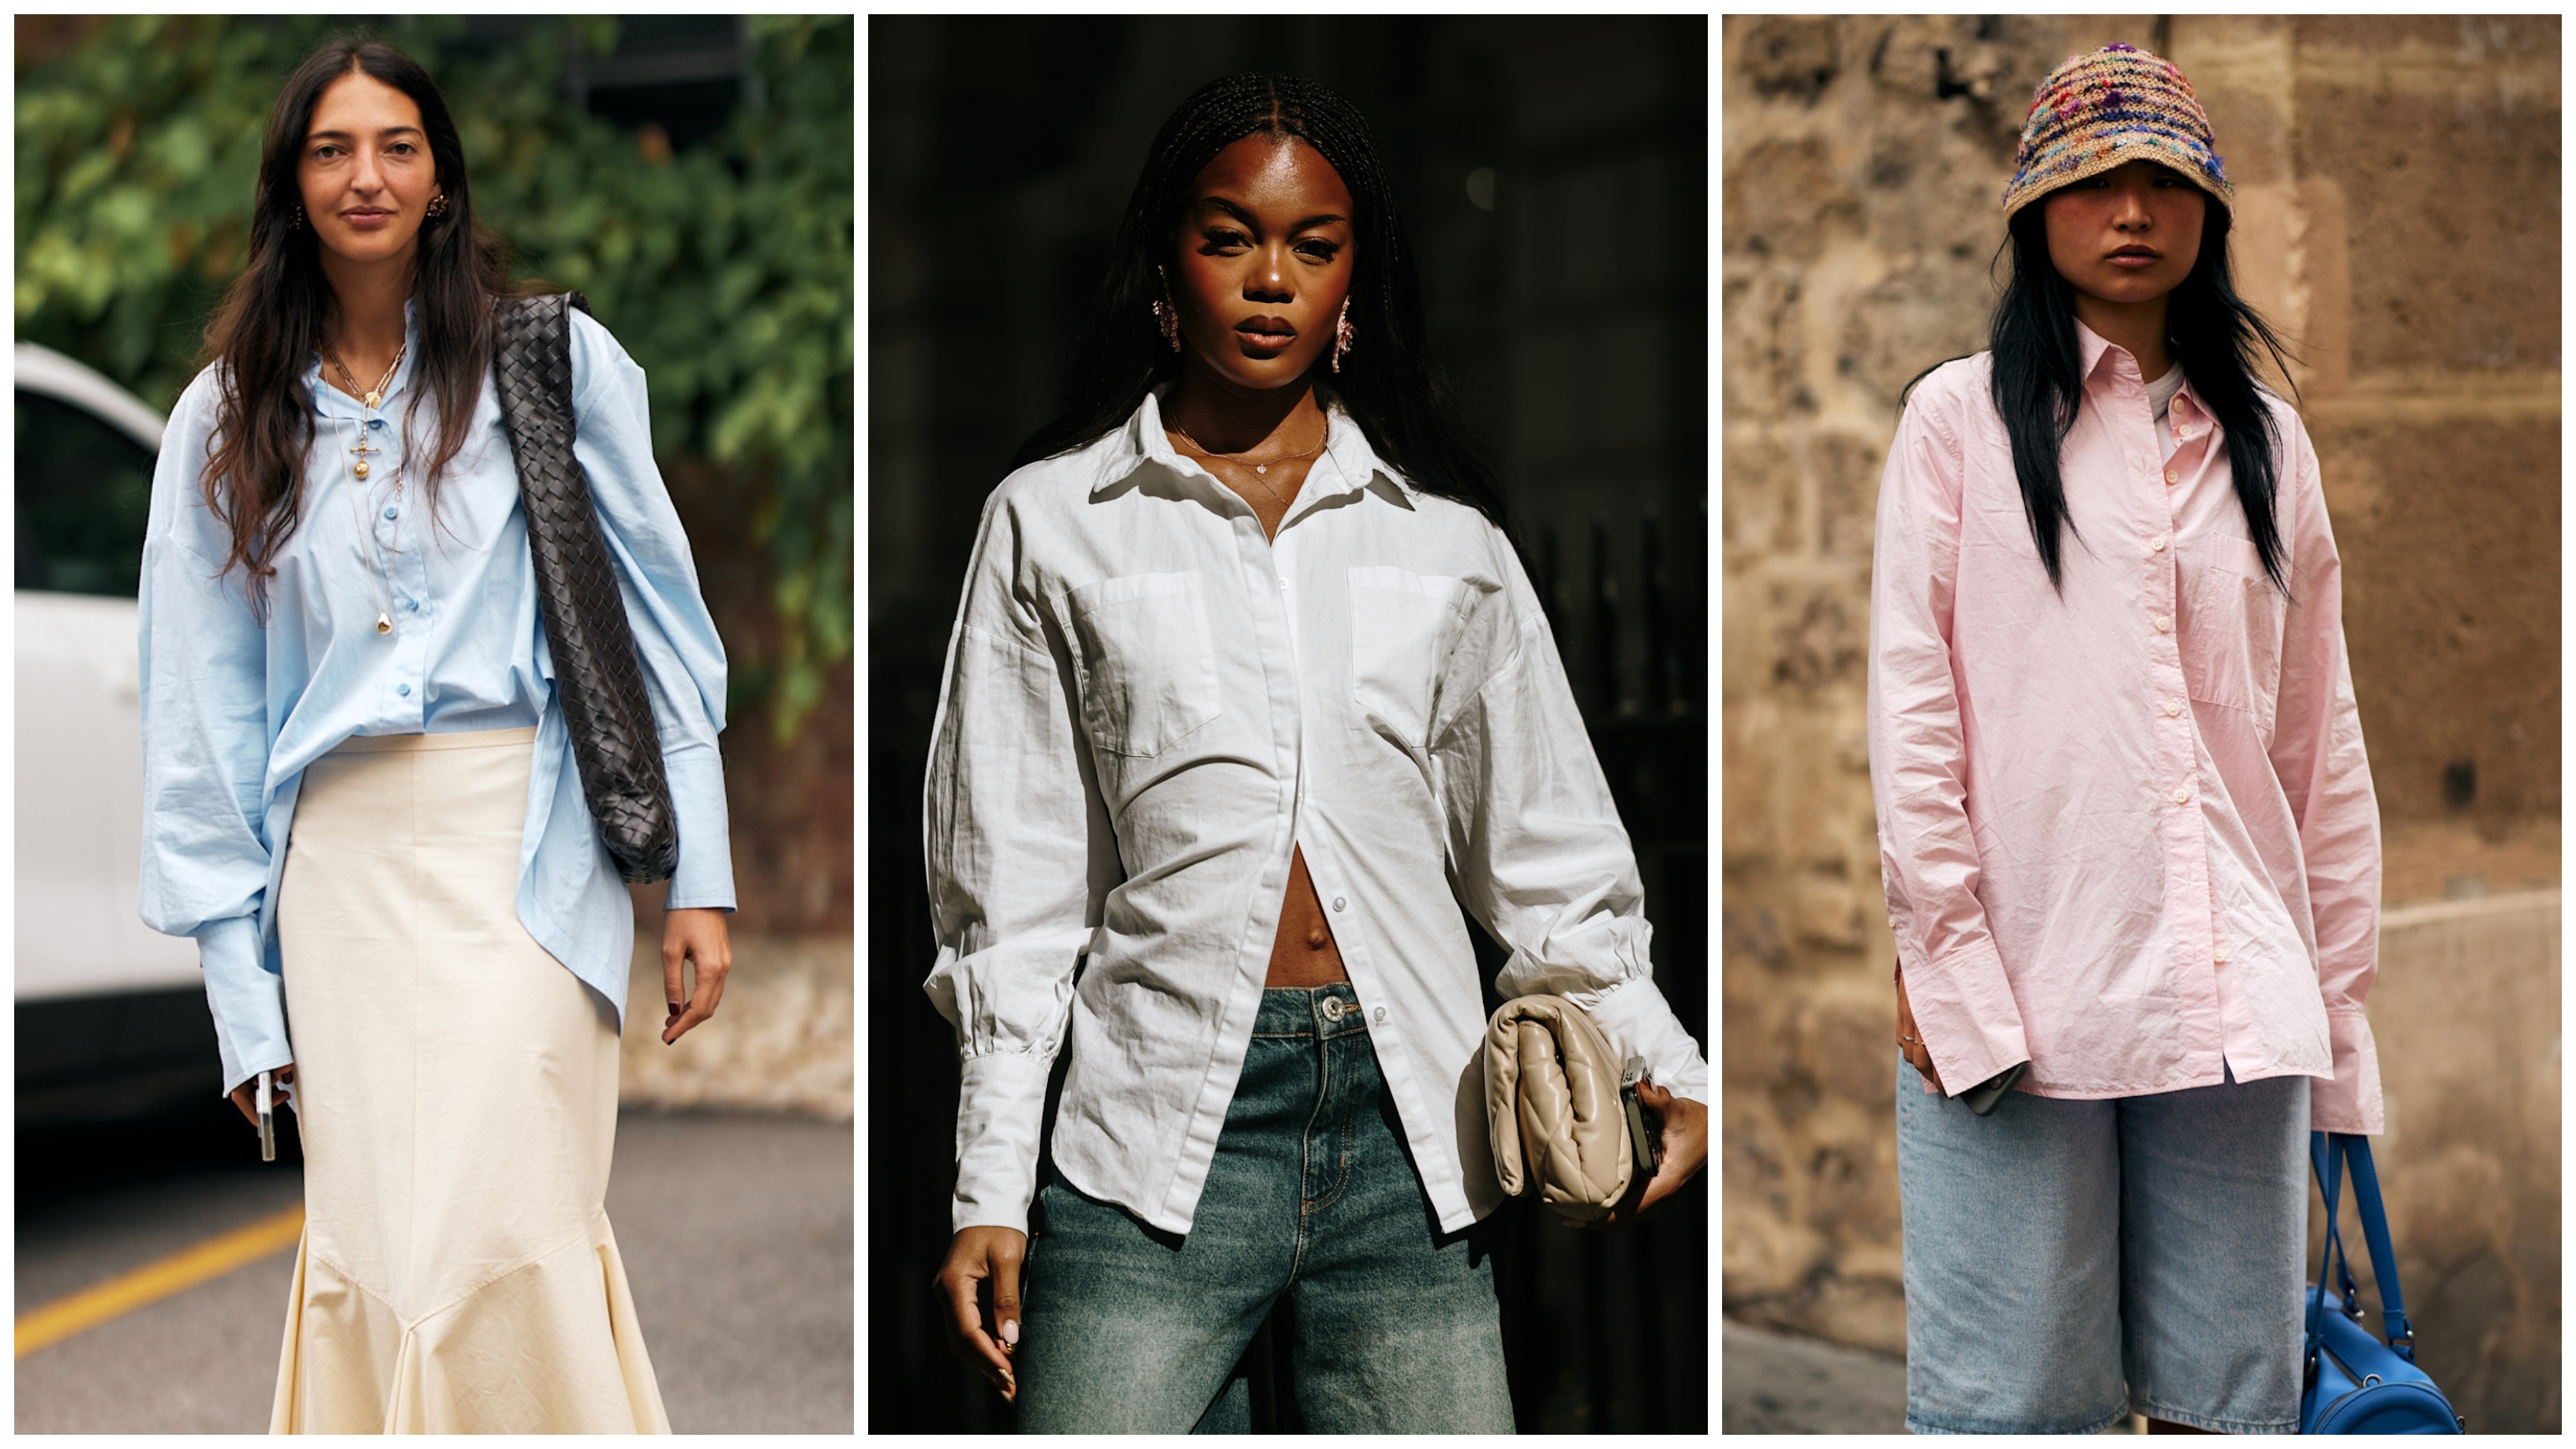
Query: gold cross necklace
322 343 406 480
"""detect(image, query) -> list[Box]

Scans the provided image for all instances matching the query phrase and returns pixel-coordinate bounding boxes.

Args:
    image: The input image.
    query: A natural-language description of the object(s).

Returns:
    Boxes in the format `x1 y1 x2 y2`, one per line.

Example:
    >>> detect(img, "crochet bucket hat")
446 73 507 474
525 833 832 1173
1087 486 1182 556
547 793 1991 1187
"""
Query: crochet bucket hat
2001 43 2232 220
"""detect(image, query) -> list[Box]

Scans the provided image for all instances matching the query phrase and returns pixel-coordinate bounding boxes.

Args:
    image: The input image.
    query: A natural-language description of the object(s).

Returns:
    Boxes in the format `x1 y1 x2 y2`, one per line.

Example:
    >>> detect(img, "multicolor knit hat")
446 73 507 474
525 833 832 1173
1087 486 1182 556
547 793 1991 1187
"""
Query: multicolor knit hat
2001 43 2232 220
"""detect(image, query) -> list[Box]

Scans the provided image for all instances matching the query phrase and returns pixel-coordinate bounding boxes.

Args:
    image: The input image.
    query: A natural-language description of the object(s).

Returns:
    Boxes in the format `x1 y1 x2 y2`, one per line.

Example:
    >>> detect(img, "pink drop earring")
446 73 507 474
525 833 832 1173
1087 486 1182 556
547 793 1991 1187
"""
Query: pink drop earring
1152 266 1181 354
1331 298 1354 374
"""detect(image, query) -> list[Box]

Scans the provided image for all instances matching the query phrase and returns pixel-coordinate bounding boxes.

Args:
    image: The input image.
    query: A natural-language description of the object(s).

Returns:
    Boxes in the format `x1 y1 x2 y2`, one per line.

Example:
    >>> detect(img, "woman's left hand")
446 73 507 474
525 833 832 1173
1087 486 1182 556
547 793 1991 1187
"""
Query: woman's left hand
660 907 733 1045
1585 1080 1708 1230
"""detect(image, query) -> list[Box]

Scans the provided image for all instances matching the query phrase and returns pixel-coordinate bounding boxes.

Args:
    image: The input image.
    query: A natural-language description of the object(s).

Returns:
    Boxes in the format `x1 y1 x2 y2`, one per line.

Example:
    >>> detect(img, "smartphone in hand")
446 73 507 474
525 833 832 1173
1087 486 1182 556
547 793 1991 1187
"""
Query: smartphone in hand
1960 1060 2031 1117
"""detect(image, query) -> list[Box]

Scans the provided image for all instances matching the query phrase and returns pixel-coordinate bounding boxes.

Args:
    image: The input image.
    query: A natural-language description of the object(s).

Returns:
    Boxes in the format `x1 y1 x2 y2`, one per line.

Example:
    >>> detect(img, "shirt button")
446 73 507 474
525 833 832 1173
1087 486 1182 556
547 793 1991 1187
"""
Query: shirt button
2153 615 2172 633
2165 699 2183 717
397 683 412 697
2165 468 2180 484
368 417 384 430
2214 949 2230 964
2177 426 2192 440
1279 578 1289 591
2172 786 2190 803
383 506 398 519
1373 1007 1386 1024
2150 535 2167 552
408 598 421 611
1332 897 1346 912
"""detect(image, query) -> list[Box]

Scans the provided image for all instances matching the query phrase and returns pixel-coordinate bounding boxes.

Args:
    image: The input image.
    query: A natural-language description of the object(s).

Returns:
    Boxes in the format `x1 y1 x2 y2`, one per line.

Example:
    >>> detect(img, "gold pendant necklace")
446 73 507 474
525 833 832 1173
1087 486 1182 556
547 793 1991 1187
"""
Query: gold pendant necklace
324 343 406 479
1170 419 1329 509
328 406 402 635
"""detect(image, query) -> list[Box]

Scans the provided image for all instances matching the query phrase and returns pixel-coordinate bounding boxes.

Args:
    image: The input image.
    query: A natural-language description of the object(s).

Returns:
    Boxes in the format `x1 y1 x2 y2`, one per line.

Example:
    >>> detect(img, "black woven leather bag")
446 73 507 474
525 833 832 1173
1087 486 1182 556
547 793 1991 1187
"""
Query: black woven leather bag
492 292 680 883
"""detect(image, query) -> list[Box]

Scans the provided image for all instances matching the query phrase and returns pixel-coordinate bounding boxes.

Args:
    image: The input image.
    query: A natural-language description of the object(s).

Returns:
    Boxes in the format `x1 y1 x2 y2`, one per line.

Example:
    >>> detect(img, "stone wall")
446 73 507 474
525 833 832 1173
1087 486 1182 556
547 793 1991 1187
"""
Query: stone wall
1720 15 2559 1430
620 933 853 1121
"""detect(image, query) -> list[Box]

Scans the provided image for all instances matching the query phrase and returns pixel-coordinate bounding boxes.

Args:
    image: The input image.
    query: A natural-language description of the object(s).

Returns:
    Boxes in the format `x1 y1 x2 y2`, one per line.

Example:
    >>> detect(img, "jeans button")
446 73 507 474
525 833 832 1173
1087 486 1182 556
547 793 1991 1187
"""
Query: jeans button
1321 998 1345 1023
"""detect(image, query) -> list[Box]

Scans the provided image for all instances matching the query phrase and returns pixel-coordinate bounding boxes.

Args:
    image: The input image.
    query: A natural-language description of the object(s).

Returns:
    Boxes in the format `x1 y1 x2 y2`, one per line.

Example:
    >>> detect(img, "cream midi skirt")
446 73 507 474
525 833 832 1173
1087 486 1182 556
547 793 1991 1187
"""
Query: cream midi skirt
271 726 668 1433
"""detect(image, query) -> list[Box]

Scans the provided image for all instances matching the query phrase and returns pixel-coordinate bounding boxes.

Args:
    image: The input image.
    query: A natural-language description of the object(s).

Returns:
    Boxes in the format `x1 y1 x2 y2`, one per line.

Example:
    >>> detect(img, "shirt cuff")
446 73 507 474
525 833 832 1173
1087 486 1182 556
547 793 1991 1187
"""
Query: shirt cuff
200 915 292 1100
2310 1006 2385 1134
951 1050 1055 1236
1578 977 1709 1105
661 739 735 912
1901 941 2028 1098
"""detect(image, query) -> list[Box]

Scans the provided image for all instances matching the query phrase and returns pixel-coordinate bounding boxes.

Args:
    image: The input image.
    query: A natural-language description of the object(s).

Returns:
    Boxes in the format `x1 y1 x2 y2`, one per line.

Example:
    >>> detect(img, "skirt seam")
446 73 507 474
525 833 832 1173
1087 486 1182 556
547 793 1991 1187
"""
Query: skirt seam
403 1212 614 1330
312 1212 614 1332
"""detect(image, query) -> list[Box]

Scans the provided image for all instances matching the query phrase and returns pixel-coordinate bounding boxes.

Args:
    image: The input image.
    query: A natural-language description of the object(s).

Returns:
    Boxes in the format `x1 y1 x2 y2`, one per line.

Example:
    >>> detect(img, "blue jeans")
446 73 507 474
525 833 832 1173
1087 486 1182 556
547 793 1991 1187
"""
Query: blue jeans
1896 1059 2309 1435
1015 983 1515 1433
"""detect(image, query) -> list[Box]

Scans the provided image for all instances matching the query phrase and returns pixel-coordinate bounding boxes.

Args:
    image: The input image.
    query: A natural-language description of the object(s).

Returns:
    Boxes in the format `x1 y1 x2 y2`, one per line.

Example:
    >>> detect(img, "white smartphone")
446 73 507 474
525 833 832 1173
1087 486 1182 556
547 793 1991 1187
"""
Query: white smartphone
256 1069 275 1162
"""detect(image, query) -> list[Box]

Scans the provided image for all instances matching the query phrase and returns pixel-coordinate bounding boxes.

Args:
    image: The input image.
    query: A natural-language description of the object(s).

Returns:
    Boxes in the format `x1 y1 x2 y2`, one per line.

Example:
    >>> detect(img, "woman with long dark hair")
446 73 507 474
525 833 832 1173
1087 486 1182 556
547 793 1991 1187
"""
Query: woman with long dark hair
1870 45 2382 1433
138 39 734 1432
923 73 1709 1431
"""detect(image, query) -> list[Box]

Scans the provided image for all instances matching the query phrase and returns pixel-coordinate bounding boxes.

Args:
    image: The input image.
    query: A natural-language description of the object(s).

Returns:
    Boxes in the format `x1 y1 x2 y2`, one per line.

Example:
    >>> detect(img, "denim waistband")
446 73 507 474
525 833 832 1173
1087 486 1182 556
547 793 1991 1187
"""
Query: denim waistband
1252 982 1368 1039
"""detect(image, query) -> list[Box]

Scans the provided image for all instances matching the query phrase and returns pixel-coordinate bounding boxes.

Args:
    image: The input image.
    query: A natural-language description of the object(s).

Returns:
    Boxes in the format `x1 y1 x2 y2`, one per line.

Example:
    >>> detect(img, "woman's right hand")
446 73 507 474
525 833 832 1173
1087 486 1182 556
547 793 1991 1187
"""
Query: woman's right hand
934 1225 1026 1403
1895 969 1944 1095
227 1062 297 1127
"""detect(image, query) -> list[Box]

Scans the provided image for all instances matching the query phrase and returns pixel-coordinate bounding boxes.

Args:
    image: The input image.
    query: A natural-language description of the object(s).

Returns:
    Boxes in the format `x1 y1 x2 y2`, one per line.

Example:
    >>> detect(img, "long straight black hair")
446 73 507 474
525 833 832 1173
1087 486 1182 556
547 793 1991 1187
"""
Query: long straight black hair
1009 73 1511 537
1938 184 2299 594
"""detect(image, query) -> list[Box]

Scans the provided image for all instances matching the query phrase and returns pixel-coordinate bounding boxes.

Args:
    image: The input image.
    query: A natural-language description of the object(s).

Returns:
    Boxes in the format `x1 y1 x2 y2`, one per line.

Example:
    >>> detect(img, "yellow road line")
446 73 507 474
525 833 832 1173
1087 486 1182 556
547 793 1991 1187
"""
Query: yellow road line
16 1204 305 1358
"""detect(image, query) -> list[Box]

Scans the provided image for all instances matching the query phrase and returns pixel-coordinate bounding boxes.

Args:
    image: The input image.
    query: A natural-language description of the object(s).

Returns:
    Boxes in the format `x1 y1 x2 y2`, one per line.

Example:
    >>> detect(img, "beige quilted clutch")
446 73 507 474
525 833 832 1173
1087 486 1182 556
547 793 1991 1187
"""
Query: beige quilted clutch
1484 994 1633 1222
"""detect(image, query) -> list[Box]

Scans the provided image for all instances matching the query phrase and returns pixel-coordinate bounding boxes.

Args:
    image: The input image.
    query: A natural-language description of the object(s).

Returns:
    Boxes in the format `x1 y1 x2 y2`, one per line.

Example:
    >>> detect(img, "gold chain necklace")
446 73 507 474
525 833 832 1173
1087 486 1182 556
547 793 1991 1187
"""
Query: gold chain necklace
1170 418 1329 511
322 343 406 480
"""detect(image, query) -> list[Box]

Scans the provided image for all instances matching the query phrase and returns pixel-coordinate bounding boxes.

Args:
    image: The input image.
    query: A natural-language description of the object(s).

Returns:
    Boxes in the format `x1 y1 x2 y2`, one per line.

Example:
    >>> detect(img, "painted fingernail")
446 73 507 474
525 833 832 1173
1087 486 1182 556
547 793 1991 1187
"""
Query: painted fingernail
1002 1320 1019 1346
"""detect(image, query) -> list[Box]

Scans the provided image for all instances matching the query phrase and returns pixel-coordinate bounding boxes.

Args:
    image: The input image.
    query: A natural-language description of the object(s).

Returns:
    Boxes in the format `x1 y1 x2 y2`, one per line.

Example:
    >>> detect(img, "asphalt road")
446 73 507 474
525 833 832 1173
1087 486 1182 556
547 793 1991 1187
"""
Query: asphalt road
16 1105 852 1433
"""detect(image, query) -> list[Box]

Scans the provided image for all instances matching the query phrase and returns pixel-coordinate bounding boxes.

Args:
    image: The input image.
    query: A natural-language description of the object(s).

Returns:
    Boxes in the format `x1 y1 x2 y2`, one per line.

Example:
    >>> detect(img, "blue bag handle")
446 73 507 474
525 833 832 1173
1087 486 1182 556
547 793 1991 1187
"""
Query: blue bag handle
2307 1130 2416 1362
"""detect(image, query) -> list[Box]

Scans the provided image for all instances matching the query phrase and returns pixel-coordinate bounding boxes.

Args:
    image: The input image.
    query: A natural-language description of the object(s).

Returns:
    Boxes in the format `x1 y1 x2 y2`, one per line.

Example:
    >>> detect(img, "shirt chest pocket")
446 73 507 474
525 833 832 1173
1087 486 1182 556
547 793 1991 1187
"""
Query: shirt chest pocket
1349 567 1466 748
1064 571 1223 758
2186 534 2285 739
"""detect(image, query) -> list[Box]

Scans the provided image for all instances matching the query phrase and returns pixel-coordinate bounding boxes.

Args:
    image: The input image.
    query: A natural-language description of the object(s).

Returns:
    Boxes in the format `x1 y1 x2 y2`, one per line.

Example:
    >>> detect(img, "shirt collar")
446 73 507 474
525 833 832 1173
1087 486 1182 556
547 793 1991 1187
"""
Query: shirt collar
1102 384 1402 516
309 298 421 415
2072 317 2213 425
2074 316 2144 384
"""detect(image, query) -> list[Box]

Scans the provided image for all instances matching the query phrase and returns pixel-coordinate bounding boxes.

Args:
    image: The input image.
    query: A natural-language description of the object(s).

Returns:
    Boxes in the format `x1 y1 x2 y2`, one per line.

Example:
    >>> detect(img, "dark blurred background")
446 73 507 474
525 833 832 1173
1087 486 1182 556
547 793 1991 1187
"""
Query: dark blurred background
870 14 1708 1433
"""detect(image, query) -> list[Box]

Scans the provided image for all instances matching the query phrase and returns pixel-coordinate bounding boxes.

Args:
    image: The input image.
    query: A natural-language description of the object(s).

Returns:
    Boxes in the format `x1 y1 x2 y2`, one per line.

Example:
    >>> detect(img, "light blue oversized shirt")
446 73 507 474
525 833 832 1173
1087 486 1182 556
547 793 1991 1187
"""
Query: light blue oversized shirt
138 300 736 1098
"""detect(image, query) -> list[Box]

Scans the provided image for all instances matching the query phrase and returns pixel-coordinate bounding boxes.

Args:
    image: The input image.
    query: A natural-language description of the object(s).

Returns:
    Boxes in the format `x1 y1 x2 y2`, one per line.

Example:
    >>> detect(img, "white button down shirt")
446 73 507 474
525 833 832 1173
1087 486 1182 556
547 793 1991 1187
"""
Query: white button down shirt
923 388 1708 1237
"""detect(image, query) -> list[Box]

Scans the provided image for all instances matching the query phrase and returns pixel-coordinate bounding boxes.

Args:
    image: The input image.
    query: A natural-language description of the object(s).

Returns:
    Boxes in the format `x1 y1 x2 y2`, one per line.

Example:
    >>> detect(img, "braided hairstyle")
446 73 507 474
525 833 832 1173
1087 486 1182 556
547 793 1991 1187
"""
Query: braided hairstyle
1010 73 1511 537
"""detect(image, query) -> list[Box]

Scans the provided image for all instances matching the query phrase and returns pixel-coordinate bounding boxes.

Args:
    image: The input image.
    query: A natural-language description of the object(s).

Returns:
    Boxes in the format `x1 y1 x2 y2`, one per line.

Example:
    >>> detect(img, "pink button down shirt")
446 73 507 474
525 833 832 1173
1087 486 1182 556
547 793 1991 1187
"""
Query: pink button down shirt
1868 322 2383 1132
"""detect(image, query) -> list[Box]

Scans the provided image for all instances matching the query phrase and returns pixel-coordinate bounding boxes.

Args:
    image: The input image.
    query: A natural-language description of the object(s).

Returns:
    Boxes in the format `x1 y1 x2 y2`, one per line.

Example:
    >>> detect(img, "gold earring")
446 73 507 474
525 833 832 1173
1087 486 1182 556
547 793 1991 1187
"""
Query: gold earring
290 203 305 230
426 193 449 219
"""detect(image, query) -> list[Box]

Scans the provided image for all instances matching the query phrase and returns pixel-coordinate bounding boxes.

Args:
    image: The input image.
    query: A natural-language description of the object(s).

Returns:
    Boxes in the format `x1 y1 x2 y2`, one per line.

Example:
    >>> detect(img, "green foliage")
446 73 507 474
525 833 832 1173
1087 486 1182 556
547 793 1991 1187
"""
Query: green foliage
16 16 853 738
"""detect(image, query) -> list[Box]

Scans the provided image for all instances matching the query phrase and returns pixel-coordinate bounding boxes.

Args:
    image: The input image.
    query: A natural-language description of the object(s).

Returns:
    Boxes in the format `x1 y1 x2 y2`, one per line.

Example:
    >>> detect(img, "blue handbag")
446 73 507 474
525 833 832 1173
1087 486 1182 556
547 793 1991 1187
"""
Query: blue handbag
2300 1132 2464 1433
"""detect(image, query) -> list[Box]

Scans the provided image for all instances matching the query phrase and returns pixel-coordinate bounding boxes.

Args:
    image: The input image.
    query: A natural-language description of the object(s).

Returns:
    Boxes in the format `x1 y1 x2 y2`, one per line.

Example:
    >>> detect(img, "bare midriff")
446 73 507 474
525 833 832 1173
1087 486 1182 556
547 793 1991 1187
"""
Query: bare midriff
1264 845 1348 987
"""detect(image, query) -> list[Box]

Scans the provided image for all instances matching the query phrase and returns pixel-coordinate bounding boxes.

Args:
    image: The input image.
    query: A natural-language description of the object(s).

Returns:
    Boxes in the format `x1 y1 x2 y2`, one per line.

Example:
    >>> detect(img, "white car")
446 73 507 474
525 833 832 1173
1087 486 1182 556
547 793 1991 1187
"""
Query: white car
17 343 218 1122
